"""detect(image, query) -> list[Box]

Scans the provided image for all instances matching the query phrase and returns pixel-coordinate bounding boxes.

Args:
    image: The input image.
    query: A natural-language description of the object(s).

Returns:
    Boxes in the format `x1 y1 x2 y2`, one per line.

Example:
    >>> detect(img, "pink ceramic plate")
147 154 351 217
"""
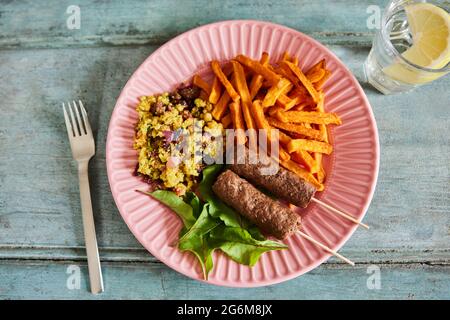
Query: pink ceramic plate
106 20 379 287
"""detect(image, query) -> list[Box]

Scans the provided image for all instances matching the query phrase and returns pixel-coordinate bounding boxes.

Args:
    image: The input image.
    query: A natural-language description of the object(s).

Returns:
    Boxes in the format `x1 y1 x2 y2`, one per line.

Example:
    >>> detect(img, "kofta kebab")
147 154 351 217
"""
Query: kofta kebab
213 148 358 265
192 52 369 265
213 168 354 266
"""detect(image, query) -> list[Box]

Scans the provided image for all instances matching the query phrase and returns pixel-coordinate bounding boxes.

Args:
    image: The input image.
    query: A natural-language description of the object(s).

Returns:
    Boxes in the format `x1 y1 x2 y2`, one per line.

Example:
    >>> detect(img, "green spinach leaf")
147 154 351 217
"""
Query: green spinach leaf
209 225 288 267
178 204 221 279
148 190 197 230
184 191 201 218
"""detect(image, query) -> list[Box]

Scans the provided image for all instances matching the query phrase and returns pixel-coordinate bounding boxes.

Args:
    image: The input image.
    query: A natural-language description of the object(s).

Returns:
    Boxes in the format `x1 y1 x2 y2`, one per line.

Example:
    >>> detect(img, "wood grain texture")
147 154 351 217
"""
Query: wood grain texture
0 0 449 299
0 0 389 49
1 260 449 300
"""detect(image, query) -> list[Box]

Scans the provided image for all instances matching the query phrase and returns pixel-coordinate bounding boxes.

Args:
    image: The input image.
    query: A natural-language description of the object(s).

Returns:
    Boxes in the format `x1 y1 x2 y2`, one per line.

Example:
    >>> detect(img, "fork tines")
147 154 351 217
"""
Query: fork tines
63 100 91 137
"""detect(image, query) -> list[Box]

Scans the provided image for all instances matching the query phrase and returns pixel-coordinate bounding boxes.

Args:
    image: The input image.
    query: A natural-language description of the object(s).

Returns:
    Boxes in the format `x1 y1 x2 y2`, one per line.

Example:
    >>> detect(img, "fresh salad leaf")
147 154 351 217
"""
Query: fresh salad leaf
179 204 221 242
179 233 216 280
148 190 197 230
184 191 201 218
198 164 224 201
209 225 288 267
178 204 221 279
199 164 243 228
246 225 266 241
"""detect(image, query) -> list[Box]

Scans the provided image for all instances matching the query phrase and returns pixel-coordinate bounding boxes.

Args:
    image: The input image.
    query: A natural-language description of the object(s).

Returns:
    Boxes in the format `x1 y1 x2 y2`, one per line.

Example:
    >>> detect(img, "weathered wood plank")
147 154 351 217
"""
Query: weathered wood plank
0 46 150 250
0 0 389 49
1 245 450 266
0 260 449 299
0 44 449 266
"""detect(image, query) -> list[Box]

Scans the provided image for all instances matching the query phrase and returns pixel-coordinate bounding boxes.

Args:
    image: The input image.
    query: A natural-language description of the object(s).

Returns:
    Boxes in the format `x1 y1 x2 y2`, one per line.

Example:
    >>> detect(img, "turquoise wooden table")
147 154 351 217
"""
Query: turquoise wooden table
1 0 449 300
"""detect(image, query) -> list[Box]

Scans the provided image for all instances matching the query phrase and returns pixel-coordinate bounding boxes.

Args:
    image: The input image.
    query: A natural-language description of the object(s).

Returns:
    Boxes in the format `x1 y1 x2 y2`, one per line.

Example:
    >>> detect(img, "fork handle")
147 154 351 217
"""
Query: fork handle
78 160 104 294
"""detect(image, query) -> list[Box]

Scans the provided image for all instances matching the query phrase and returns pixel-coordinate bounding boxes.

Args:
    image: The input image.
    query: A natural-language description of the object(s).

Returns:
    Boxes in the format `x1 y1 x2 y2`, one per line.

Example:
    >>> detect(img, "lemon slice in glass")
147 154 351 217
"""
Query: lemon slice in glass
384 3 450 84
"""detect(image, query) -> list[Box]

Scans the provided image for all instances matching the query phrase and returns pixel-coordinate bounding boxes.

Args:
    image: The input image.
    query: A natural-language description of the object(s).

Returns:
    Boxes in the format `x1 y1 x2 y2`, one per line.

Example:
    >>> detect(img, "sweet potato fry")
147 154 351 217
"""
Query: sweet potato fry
277 130 292 146
306 59 326 77
318 126 329 143
289 85 308 99
315 93 329 142
276 110 342 125
276 94 292 108
316 91 325 109
267 62 277 72
292 100 314 111
209 76 222 104
276 94 293 109
221 113 232 128
211 60 240 102
291 150 316 172
314 69 332 90
235 55 281 85
312 152 322 174
231 60 256 131
280 51 290 63
273 109 288 123
193 74 211 94
275 65 301 88
280 160 324 191
276 94 304 110
275 146 291 162
280 61 320 103
268 106 285 117
249 52 270 99
307 68 326 83
262 78 293 108
211 91 231 120
287 139 333 155
222 62 233 77
261 80 273 88
229 101 247 145
251 100 290 161
277 67 315 107
290 89 312 110
291 105 306 112
250 100 268 130
315 163 326 183
268 117 324 141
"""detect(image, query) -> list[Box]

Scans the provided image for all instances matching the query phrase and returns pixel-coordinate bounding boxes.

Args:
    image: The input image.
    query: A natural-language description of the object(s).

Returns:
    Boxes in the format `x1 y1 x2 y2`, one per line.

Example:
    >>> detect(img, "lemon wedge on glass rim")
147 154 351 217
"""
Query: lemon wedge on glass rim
383 2 450 84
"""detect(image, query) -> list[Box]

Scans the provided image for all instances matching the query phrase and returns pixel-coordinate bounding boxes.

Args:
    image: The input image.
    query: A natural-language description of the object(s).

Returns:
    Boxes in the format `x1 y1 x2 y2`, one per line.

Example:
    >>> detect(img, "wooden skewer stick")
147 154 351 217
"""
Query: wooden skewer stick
297 230 355 266
311 198 370 230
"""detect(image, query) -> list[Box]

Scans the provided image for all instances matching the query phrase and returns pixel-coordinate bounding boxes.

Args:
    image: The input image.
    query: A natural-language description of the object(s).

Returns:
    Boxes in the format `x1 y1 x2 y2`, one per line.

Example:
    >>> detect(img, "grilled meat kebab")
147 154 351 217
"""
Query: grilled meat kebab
212 170 301 239
229 148 317 208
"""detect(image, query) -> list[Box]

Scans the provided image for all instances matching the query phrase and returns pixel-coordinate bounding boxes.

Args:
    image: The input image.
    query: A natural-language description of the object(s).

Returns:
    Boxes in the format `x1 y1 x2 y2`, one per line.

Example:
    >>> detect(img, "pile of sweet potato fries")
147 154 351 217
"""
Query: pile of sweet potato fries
192 52 342 191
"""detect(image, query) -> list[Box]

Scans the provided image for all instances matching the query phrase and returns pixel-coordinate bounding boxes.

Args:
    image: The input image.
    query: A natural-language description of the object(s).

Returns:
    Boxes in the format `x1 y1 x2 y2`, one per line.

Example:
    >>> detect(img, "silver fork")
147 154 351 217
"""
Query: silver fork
63 100 104 294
